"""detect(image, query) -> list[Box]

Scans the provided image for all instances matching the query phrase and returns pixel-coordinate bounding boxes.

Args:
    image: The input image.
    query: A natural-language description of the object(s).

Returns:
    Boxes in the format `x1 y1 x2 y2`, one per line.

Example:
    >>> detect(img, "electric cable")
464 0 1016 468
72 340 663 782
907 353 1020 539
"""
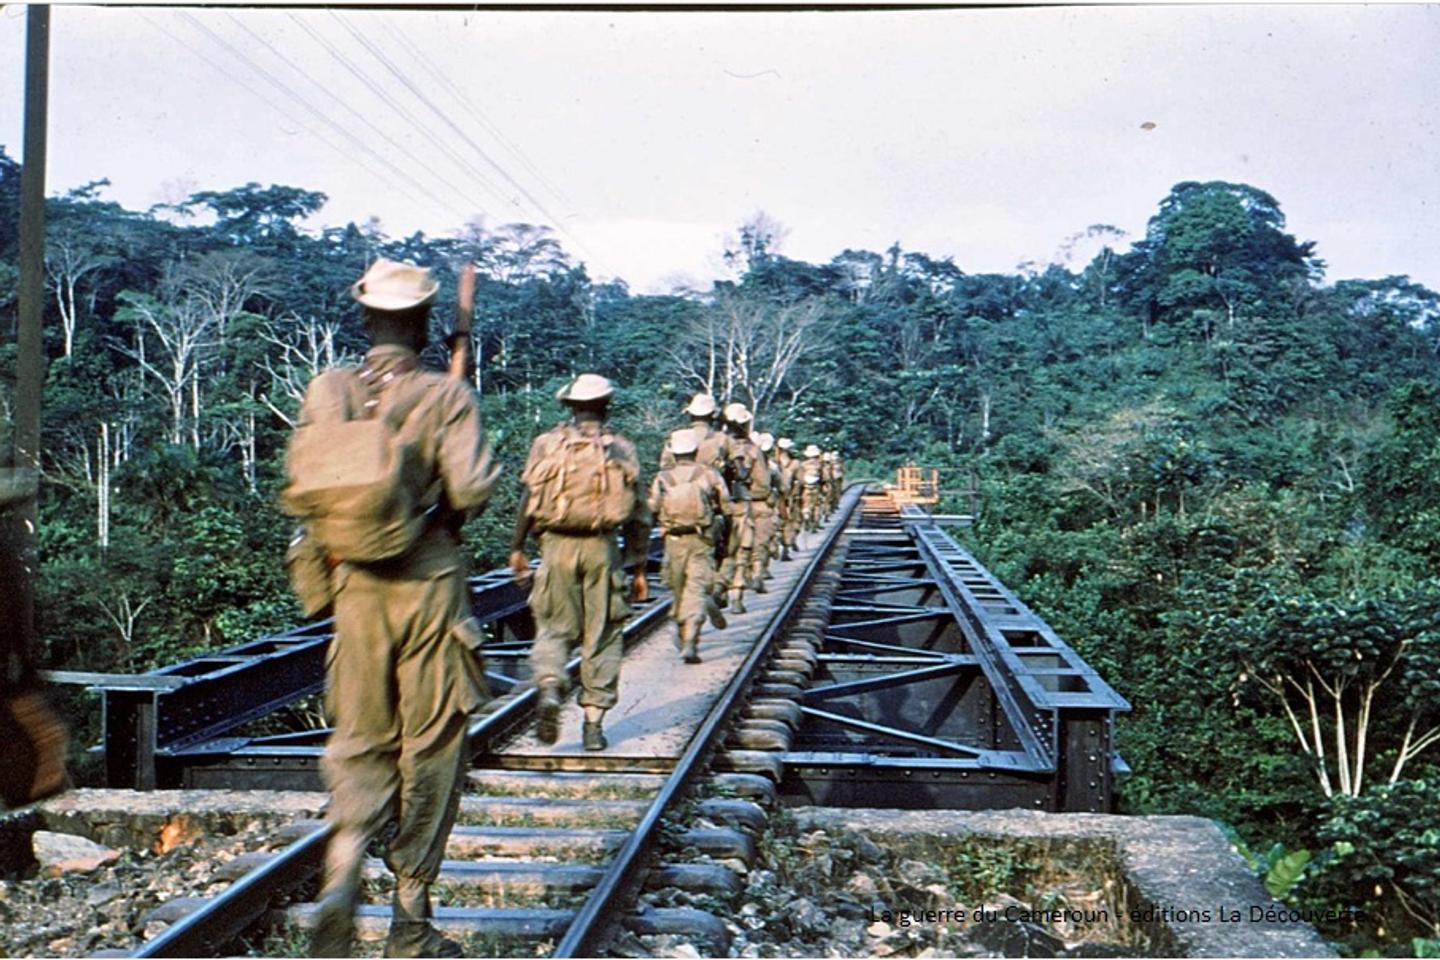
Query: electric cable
175 11 464 221
388 18 573 209
330 10 607 269
319 12 518 214
139 11 436 218
225 12 489 225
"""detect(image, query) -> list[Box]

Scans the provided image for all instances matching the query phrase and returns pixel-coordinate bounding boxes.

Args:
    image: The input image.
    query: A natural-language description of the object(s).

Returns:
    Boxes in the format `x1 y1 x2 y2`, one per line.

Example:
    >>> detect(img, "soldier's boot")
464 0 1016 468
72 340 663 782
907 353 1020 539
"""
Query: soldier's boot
780 544 791 562
680 622 702 665
310 829 367 958
384 878 462 958
582 709 607 752
706 596 727 631
535 681 562 746
729 587 746 615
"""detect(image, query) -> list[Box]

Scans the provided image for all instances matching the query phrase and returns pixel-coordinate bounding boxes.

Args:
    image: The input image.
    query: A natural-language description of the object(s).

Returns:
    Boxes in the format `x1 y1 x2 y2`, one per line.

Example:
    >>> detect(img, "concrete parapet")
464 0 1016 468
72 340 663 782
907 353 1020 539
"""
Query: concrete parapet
791 807 1338 958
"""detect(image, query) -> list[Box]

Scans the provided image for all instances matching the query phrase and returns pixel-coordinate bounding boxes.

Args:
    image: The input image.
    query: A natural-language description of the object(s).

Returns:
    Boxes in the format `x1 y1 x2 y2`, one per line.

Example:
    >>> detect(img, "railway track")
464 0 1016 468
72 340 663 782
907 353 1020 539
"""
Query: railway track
127 488 864 958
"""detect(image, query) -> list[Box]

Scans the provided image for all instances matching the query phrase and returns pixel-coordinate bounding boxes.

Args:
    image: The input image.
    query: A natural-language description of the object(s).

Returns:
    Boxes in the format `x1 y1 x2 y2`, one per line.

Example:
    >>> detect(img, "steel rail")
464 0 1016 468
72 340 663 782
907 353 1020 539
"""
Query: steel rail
552 485 864 958
127 493 860 958
134 826 329 958
130 569 674 956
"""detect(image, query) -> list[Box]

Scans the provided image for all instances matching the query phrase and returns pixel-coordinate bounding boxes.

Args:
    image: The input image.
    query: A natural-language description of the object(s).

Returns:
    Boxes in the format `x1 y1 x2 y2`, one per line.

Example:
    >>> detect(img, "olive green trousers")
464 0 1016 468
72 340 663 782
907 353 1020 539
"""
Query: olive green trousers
720 503 755 590
801 486 822 532
662 533 717 632
781 499 801 549
750 503 775 581
527 531 630 710
323 566 488 885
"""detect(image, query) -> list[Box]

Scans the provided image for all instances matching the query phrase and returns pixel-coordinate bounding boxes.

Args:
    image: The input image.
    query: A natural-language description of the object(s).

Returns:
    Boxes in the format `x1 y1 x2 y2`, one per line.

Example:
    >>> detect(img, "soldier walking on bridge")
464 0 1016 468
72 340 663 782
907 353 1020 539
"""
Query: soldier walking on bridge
719 403 766 612
650 428 730 664
282 259 499 959
510 375 651 752
774 437 801 561
661 393 736 611
752 432 781 585
660 393 735 474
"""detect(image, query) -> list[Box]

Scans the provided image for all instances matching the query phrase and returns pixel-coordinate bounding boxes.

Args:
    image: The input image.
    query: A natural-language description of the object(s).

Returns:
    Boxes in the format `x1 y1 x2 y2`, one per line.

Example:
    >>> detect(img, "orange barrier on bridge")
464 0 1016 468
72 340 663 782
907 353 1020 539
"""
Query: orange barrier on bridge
885 463 940 506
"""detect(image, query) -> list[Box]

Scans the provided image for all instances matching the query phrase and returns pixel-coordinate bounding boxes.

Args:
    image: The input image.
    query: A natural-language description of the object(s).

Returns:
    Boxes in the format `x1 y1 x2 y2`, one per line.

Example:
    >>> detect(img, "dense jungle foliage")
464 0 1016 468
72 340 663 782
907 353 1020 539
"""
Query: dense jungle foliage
3 147 1439 954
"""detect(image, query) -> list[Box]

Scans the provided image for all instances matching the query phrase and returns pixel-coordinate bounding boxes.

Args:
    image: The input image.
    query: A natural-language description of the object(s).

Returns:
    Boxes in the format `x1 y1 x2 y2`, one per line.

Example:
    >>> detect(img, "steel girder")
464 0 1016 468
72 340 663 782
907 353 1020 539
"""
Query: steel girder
90 541 664 790
780 494 1129 812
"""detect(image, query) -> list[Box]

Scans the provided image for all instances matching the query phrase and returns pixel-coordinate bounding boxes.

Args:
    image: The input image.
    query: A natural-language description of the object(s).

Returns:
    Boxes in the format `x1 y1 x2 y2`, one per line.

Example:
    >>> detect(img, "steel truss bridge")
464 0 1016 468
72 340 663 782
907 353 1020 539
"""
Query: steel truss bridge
52 486 1128 812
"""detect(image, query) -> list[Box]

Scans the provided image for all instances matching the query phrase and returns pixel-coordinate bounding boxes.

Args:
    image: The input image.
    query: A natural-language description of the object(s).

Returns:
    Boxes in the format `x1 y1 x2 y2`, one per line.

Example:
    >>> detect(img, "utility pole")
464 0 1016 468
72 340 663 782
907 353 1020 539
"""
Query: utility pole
16 4 50 485
3 4 50 681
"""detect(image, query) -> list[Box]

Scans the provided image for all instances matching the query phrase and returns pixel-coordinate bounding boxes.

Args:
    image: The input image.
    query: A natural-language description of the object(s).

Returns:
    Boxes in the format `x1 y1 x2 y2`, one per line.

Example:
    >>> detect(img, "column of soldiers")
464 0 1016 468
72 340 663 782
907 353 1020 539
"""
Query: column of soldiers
511 389 851 754
285 260 846 958
656 391 840 644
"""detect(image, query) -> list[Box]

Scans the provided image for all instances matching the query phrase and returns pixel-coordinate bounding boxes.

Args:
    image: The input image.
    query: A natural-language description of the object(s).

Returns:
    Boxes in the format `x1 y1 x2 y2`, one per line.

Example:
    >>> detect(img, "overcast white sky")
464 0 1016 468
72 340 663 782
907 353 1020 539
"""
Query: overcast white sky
2 4 1438 293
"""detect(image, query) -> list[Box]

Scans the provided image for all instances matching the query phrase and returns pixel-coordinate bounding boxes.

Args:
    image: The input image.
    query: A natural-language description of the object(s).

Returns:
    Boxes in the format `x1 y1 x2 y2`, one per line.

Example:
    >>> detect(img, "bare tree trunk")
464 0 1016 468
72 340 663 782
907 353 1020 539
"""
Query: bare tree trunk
98 423 110 550
171 387 183 445
244 410 257 491
53 278 76 358
190 375 201 449
100 594 152 672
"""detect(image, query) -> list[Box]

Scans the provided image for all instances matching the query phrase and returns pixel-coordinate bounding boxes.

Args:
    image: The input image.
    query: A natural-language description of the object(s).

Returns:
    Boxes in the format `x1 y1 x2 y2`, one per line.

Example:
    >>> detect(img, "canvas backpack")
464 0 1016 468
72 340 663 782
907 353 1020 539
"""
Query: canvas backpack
281 366 432 563
746 447 773 500
657 463 714 534
695 426 730 472
523 423 638 532
802 457 823 486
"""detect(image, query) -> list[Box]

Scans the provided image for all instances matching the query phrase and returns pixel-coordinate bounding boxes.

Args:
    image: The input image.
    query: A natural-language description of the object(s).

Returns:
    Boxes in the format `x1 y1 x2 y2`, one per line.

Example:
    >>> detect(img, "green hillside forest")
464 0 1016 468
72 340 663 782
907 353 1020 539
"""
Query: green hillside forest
2 149 1438 955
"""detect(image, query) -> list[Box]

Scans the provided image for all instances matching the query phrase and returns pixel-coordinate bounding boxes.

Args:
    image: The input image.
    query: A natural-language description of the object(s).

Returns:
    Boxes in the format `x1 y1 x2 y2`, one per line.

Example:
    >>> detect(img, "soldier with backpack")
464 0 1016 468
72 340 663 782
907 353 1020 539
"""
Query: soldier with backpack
509 374 650 752
752 432 781 586
820 451 836 518
660 393 736 609
649 428 730 663
718 403 765 612
660 393 735 474
801 444 824 534
774 437 801 560
1 462 70 813
282 259 500 959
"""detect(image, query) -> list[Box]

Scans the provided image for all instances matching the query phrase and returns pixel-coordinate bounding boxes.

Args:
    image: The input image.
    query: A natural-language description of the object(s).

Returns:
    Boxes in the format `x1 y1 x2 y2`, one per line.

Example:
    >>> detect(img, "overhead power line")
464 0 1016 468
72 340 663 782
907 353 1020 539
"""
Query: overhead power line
285 13 520 229
224 13 488 224
318 13 520 217
141 12 441 219
151 10 619 279
329 11 607 269
387 19 573 210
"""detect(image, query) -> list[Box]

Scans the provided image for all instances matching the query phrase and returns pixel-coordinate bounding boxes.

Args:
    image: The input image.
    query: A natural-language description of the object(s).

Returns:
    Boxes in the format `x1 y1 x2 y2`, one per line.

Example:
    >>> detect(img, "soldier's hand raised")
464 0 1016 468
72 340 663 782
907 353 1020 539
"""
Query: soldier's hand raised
509 550 533 586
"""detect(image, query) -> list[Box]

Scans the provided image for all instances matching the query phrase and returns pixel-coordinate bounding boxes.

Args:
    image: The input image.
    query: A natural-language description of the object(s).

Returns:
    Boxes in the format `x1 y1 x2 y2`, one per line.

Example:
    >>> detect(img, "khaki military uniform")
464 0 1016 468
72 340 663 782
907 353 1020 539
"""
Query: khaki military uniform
662 420 735 582
293 344 498 895
775 451 802 551
721 436 767 595
522 422 648 710
750 457 780 584
800 455 824 532
648 462 729 635
660 420 735 474
764 457 786 565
